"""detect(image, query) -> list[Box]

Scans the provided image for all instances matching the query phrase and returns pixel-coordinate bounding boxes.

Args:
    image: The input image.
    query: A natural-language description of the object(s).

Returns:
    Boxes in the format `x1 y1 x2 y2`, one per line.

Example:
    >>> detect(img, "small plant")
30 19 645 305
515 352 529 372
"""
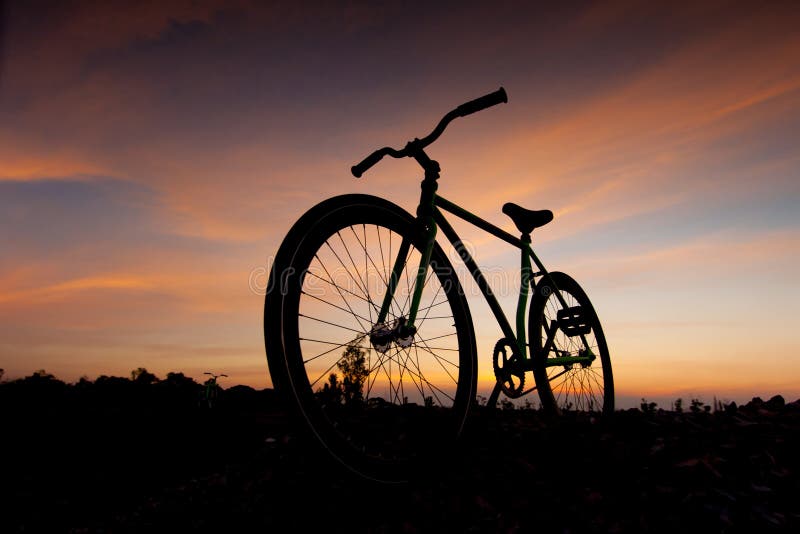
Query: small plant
690 398 705 413
500 398 515 410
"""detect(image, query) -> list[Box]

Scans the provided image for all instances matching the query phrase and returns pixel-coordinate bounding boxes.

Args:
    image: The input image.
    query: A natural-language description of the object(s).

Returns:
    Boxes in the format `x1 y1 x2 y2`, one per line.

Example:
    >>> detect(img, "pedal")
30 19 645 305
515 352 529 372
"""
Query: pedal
556 306 592 336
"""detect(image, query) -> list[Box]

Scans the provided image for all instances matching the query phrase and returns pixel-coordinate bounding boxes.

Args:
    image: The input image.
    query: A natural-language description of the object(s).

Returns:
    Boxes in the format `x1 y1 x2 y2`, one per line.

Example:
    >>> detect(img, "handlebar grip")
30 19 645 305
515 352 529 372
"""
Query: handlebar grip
455 87 507 117
351 149 385 178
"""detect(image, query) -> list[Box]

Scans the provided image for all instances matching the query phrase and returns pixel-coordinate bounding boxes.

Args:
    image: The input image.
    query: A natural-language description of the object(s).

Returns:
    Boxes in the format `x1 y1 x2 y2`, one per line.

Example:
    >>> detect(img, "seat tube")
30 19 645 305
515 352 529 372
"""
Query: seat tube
516 236 533 359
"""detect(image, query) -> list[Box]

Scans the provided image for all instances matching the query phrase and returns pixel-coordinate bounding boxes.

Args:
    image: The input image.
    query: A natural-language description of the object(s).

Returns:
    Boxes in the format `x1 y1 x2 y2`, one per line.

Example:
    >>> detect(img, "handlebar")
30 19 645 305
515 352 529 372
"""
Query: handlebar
351 87 507 178
455 87 508 117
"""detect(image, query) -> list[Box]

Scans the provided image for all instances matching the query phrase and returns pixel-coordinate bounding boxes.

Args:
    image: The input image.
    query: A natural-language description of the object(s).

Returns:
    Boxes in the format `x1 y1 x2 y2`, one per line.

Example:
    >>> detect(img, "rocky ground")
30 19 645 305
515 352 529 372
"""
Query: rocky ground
2 379 798 533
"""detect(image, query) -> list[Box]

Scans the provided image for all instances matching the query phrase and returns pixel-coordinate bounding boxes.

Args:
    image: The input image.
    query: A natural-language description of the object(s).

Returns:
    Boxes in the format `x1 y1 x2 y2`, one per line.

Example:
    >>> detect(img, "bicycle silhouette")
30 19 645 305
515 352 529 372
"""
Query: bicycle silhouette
201 372 227 409
264 88 613 481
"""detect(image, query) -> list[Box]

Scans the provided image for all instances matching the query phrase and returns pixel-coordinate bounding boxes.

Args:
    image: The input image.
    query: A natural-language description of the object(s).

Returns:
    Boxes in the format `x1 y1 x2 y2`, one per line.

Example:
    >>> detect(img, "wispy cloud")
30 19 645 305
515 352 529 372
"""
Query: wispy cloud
1 1 798 394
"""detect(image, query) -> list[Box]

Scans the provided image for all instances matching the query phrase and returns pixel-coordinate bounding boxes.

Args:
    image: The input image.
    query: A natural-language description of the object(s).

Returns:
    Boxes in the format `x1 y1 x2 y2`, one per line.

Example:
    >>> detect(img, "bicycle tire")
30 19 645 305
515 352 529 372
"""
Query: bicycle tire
264 194 477 482
529 272 614 415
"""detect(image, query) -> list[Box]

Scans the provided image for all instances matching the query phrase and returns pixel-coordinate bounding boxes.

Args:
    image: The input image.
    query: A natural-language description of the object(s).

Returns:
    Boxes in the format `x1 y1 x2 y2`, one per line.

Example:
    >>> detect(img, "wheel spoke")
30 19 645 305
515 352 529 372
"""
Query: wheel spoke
337 230 373 303
312 254 370 332
306 271 376 310
301 290 373 325
416 332 457 343
299 313 365 335
415 339 460 386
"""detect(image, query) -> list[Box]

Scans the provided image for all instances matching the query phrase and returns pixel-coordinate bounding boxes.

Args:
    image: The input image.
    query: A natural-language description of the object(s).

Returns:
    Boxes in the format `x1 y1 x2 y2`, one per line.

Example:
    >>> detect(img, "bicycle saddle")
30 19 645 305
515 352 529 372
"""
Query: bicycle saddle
502 203 553 234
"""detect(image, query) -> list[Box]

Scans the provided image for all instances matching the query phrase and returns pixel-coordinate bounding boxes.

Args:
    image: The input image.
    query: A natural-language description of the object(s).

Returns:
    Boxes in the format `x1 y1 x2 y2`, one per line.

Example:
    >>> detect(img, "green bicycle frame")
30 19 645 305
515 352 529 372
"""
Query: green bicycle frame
375 190 586 368
354 86 595 374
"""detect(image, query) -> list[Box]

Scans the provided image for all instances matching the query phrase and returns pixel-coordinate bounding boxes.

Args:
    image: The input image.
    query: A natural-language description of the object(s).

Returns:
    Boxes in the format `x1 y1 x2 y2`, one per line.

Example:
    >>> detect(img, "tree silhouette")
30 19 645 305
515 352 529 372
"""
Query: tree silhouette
319 373 344 405
317 344 368 406
131 367 158 385
338 344 368 404
164 371 197 388
33 369 55 380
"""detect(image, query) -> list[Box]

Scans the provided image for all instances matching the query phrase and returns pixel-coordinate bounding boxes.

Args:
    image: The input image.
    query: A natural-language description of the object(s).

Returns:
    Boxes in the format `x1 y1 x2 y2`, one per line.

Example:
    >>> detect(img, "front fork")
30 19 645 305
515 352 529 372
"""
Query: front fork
372 216 432 336
373 147 440 345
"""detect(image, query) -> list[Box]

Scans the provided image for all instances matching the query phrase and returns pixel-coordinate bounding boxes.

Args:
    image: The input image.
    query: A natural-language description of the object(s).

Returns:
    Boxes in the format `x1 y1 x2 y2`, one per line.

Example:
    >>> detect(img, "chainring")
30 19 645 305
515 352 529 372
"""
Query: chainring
492 338 525 398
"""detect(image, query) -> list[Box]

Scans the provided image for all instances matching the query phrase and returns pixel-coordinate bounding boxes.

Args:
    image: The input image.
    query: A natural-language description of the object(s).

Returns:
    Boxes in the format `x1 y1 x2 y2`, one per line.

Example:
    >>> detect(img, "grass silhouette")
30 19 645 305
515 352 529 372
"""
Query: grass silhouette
1 370 798 532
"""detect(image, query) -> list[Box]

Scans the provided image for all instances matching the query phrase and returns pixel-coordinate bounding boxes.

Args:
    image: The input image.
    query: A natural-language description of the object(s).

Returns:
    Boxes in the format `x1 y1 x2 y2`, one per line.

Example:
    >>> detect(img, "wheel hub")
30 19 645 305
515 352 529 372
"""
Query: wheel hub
370 317 416 353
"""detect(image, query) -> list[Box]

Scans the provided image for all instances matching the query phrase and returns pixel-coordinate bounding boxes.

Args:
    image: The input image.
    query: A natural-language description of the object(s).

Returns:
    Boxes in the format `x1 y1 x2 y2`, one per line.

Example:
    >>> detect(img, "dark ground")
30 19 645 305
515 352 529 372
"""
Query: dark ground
2 376 798 533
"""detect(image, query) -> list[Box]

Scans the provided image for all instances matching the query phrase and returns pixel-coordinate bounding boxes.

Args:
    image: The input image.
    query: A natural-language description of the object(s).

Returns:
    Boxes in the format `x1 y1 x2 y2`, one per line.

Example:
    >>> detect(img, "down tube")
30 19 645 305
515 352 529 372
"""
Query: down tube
433 208 517 342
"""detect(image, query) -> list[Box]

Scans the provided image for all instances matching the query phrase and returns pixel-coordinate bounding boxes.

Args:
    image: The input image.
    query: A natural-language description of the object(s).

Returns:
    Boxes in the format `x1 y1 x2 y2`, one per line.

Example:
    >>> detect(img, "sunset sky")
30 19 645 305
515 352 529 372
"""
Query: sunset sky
1 0 799 408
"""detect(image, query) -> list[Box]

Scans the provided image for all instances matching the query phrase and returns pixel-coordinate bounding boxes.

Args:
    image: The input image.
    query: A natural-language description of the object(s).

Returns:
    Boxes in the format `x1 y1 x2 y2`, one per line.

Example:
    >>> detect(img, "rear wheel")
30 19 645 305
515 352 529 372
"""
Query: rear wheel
529 272 614 415
264 194 477 482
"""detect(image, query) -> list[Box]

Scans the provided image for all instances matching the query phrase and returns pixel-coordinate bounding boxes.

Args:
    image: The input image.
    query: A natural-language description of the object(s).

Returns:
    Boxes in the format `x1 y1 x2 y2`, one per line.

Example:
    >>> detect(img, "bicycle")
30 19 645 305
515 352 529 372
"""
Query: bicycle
201 372 227 409
264 87 613 482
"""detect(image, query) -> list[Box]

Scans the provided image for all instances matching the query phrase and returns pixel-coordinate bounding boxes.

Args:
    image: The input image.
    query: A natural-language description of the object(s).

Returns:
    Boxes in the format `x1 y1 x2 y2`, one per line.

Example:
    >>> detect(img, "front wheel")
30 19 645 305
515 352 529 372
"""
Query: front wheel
529 272 614 415
264 194 477 482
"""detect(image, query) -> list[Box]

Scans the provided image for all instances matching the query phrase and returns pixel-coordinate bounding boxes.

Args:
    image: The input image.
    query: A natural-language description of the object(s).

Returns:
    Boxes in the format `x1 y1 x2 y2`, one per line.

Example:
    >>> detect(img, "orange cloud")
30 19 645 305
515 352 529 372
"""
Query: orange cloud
0 275 154 304
569 229 800 288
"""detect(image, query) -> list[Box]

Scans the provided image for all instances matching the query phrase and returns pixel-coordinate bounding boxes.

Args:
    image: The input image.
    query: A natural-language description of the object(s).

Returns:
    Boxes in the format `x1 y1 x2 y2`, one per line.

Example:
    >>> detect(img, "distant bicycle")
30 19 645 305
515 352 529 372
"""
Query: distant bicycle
201 372 227 409
264 88 613 481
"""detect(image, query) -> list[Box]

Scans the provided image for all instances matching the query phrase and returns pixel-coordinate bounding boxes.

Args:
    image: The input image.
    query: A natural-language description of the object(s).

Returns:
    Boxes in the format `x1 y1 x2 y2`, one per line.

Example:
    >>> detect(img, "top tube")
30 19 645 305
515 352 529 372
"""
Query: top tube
351 87 507 177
